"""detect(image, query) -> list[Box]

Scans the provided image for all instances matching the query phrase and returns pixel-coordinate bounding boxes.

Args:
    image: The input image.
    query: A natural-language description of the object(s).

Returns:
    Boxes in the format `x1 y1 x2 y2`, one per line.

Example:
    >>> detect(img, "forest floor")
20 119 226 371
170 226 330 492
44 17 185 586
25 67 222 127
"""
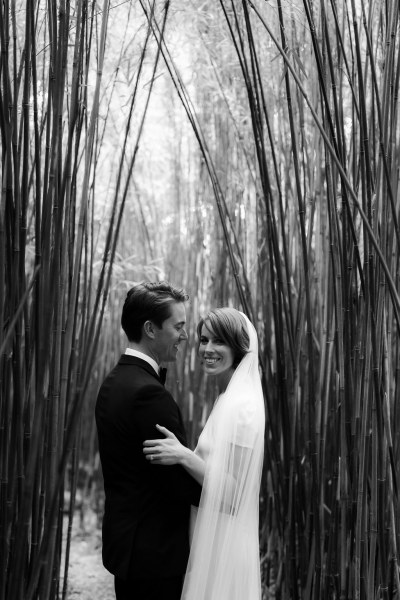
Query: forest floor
63 509 114 600
64 508 275 600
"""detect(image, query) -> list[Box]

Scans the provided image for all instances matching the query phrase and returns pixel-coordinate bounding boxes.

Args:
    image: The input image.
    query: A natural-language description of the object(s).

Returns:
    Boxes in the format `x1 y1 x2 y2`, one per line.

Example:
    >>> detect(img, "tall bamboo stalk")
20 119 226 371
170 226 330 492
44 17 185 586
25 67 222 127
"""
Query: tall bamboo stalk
141 1 400 598
0 1 164 598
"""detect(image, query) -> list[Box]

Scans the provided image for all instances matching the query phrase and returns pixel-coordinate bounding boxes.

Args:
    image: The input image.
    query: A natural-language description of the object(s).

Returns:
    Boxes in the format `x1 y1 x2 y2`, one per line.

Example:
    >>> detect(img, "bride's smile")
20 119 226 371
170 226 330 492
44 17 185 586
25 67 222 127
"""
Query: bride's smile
199 323 235 387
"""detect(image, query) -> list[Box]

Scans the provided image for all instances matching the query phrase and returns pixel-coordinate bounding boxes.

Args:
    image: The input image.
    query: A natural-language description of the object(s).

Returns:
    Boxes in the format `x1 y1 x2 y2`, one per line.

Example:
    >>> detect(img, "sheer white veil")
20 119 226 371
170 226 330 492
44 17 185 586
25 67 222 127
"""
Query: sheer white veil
182 311 265 600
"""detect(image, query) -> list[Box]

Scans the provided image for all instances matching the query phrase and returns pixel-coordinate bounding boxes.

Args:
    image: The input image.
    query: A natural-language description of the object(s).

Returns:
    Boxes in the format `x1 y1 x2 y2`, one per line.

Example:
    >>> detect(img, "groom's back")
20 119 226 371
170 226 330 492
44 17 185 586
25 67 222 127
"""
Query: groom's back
95 354 201 582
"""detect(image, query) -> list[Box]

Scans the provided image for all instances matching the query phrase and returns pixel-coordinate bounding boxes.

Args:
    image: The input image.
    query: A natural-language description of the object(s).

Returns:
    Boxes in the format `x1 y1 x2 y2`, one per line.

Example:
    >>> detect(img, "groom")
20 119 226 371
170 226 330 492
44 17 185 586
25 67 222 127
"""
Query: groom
95 281 201 600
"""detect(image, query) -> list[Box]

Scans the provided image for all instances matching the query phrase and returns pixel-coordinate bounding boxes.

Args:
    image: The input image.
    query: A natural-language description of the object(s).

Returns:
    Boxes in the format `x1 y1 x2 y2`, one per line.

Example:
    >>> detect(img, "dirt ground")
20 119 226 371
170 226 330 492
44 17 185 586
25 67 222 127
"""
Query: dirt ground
64 509 274 600
63 511 114 600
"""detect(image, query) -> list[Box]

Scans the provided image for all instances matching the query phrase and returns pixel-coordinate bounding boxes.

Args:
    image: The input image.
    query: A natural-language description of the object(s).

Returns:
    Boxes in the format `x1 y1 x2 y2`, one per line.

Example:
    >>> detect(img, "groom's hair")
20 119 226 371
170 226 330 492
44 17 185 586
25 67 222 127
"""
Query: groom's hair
197 308 249 368
121 281 189 342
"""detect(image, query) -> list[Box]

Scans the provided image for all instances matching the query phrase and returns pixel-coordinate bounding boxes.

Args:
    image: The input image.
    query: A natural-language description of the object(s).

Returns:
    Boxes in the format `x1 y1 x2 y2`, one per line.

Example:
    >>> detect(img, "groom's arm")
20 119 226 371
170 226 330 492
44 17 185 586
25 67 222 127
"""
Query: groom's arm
137 384 202 506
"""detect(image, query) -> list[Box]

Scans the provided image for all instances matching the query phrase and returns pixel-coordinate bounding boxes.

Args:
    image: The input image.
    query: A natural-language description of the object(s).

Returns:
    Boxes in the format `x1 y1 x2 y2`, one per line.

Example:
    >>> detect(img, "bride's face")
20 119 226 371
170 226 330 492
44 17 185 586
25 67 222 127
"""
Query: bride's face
199 323 235 378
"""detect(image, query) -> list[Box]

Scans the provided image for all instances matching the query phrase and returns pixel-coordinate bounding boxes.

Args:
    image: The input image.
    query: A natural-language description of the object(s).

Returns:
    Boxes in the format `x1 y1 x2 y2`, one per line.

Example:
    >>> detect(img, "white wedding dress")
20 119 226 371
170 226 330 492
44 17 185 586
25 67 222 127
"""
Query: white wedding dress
181 314 265 600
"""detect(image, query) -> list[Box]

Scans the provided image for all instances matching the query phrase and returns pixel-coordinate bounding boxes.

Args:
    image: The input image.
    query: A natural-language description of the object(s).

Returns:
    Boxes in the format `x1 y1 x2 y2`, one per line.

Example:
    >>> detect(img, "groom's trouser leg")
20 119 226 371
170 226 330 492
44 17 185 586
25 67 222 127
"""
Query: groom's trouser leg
114 574 184 600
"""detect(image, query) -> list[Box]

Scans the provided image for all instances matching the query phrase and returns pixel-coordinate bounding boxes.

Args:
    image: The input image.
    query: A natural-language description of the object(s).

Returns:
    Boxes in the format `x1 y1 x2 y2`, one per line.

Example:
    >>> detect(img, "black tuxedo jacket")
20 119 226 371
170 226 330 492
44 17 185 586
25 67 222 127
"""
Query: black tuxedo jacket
95 355 201 580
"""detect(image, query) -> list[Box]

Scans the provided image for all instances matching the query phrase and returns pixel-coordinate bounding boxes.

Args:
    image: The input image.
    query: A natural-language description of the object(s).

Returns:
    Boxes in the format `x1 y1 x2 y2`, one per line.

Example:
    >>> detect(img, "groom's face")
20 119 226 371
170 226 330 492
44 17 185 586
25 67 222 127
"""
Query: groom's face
153 301 188 363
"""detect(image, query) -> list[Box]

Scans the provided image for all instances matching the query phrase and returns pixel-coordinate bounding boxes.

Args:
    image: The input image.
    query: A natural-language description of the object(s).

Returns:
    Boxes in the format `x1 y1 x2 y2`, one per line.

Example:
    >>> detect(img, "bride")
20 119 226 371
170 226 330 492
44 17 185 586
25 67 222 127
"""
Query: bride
143 308 265 599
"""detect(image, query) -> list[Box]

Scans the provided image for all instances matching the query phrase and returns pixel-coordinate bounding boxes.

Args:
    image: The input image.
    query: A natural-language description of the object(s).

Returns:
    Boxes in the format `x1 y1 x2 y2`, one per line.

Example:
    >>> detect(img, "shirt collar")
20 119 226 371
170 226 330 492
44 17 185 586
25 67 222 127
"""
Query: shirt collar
125 348 160 376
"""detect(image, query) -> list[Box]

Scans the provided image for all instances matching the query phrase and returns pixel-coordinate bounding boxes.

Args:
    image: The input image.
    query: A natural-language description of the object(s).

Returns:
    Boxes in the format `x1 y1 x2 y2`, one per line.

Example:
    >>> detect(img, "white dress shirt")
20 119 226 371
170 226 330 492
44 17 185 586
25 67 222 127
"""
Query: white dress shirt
125 348 160 377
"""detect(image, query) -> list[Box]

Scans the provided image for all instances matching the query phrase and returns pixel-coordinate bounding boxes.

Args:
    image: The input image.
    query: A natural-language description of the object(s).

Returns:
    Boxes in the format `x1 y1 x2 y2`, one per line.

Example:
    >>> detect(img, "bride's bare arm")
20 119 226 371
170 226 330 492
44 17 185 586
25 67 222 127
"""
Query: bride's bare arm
144 426 255 498
143 425 205 485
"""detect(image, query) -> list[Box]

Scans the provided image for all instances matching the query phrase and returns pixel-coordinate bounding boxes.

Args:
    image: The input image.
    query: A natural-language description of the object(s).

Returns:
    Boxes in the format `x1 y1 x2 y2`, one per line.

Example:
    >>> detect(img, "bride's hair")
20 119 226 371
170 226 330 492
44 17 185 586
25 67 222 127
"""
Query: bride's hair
196 307 250 368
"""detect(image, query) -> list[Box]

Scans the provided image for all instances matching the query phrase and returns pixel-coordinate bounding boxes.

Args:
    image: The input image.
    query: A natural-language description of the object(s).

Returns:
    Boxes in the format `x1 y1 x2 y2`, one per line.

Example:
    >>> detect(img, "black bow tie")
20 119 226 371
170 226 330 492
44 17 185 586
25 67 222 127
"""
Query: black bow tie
159 367 167 384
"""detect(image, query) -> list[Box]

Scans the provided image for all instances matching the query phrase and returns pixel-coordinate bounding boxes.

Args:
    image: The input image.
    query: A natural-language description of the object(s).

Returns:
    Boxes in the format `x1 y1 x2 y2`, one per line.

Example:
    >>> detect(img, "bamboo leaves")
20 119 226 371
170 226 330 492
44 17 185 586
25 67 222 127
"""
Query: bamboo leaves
0 1 162 598
2 0 400 598
152 1 400 597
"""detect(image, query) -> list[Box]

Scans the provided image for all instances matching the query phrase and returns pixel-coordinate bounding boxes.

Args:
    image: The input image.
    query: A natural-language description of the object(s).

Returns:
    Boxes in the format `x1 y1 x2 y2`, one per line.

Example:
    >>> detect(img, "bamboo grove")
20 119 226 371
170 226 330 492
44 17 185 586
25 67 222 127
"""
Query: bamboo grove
0 0 167 598
1 0 400 599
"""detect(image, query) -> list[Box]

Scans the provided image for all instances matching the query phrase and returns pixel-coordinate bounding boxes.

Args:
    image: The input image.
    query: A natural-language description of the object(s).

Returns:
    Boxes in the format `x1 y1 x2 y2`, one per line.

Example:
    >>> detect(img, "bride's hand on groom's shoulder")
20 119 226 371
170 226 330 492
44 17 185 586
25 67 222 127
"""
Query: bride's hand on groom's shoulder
143 425 186 466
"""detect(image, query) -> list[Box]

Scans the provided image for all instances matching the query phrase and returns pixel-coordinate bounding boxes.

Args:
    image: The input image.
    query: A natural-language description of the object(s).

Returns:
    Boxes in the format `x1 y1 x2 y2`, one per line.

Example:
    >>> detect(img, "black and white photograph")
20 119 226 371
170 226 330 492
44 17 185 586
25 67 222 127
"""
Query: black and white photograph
1 1 400 599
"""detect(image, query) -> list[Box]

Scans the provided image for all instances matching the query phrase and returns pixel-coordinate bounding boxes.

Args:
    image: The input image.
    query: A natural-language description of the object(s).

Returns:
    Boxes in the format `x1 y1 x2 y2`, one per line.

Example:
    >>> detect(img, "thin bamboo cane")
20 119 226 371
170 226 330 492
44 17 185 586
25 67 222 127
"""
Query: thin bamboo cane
140 0 256 323
2 1 400 598
248 0 400 329
1 1 165 597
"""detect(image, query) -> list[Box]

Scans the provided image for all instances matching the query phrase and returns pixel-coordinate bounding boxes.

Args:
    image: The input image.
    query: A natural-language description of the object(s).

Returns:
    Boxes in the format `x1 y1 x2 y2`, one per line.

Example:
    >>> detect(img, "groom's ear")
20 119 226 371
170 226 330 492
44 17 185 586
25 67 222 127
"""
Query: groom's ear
143 320 156 339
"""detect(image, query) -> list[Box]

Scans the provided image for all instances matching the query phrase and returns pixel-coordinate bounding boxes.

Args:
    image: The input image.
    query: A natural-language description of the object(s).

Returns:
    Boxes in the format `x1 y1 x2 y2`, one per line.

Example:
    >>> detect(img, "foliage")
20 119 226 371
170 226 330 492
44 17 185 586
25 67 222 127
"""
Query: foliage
144 1 400 597
2 0 400 599
0 1 166 598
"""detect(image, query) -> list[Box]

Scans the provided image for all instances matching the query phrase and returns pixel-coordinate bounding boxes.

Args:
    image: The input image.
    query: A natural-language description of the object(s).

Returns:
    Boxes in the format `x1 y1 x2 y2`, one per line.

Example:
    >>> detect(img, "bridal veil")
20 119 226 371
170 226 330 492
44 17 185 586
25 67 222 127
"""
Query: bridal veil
182 312 265 600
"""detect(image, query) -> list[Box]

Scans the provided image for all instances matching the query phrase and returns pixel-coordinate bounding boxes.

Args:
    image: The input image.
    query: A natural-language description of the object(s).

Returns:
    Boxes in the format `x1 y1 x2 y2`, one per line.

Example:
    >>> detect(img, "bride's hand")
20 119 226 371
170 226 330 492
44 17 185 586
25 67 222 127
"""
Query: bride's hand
143 424 186 466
